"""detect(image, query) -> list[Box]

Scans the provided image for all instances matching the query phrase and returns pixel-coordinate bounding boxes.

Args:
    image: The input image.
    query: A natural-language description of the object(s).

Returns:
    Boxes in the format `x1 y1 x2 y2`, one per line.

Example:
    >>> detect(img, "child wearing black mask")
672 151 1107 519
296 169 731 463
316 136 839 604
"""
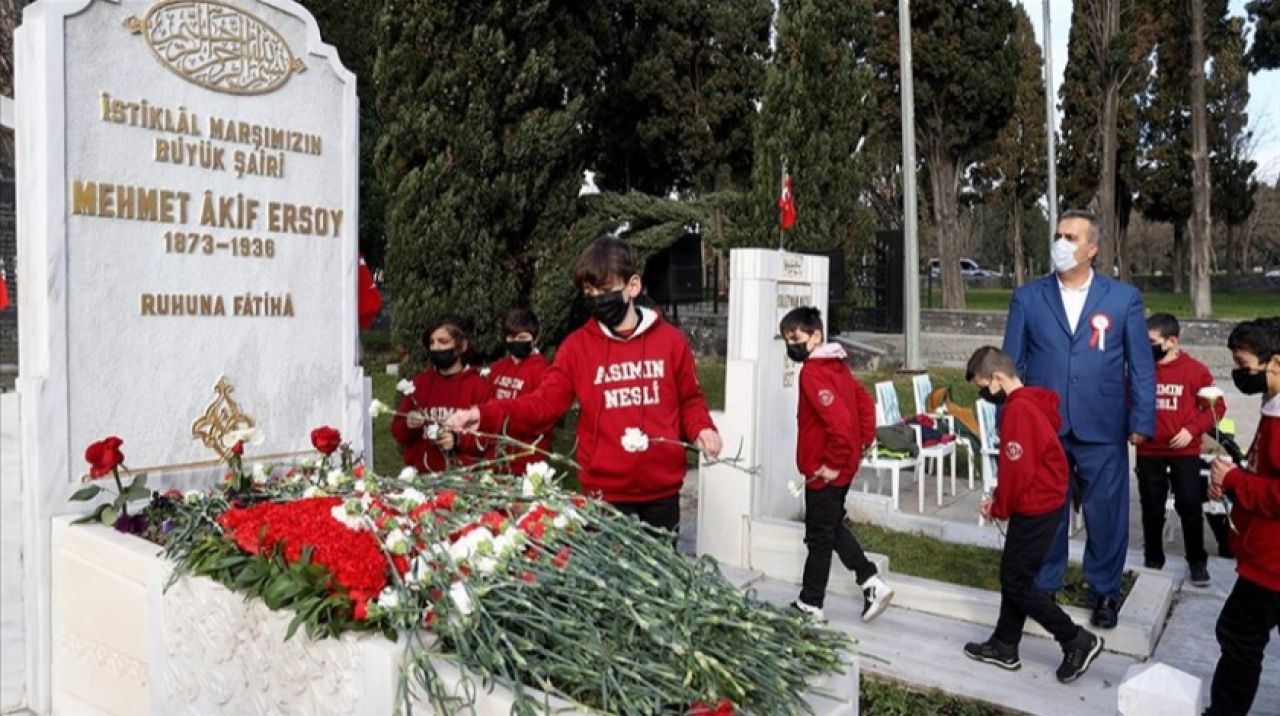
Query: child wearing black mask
448 236 721 538
485 308 554 475
1204 316 1280 716
390 314 491 472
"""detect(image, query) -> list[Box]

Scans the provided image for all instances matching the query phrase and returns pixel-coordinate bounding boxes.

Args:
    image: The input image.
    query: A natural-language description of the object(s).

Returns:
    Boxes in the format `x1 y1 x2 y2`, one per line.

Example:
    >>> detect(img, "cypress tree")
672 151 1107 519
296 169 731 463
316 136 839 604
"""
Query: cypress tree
1210 16 1258 272
1246 0 1280 70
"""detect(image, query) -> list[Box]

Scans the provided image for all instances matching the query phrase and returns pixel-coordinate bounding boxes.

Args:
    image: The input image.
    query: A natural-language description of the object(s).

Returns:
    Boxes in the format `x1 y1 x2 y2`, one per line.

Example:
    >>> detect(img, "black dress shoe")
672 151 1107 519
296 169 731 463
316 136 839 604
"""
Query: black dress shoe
1090 596 1119 629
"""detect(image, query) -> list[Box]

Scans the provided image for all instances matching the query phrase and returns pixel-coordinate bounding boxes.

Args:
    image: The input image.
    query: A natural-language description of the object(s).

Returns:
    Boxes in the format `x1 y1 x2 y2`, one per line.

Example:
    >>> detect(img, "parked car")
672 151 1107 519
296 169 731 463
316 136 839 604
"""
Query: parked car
1265 266 1280 278
927 257 1001 279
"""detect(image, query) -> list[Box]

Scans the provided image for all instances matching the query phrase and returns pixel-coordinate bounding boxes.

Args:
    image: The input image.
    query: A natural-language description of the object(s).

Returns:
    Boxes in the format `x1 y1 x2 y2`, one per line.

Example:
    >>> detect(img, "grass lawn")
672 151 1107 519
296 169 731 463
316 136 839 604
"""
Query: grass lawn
961 288 1276 320
850 521 1137 610
861 676 1011 716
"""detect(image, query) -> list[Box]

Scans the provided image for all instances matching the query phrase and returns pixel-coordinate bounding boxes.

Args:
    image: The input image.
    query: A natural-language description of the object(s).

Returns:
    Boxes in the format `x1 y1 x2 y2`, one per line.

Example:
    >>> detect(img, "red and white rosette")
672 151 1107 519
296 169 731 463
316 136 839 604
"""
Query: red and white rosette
1088 313 1111 351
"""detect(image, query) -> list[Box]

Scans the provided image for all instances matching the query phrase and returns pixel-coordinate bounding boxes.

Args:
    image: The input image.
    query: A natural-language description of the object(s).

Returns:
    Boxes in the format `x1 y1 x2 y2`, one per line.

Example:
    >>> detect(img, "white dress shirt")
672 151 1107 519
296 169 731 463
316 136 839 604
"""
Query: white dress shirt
1058 269 1094 334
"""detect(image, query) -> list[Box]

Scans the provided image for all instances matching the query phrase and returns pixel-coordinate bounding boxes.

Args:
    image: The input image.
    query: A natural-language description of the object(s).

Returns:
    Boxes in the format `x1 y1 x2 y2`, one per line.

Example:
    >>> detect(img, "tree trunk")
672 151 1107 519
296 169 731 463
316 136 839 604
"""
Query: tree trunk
1012 201 1026 286
1225 222 1238 273
926 140 965 309
1096 83 1119 277
1172 222 1185 294
1188 0 1213 318
1117 218 1131 283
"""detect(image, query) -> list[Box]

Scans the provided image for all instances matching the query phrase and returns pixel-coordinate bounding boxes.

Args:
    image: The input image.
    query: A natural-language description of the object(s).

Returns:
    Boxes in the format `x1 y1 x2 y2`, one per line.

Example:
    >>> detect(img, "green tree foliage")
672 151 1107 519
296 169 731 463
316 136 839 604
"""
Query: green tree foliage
1246 0 1280 70
988 6 1047 285
1210 16 1259 271
375 1 598 362
873 0 1020 309
1056 12 1100 212
300 0 388 269
743 0 875 258
590 0 773 195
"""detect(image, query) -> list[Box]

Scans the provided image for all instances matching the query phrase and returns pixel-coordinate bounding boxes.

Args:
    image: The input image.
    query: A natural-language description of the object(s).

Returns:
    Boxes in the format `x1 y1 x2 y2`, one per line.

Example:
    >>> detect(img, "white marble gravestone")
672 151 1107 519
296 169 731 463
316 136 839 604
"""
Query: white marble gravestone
1118 662 1206 716
9 1 366 710
698 249 829 566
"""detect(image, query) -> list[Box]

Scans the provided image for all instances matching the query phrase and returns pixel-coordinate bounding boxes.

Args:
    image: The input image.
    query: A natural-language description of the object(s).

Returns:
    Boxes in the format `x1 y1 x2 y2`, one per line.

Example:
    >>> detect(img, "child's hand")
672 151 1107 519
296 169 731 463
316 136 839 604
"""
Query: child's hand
815 465 839 482
980 499 994 519
1168 428 1194 450
447 407 480 433
406 411 426 429
1209 458 1232 499
434 429 455 451
696 429 723 459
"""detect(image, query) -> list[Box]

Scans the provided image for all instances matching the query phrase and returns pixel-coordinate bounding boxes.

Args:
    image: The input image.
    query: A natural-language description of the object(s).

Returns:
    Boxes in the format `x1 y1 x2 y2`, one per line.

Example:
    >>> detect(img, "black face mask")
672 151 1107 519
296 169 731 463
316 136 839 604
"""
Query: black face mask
1151 343 1168 363
506 340 534 360
586 290 631 329
785 342 811 363
1232 366 1269 395
428 348 459 371
979 386 1007 405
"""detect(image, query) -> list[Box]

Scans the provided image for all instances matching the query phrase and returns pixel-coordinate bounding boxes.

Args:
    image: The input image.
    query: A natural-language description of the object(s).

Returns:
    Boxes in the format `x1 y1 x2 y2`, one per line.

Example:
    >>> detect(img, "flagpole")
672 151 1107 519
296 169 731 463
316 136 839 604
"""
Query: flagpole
1043 0 1058 254
899 0 921 371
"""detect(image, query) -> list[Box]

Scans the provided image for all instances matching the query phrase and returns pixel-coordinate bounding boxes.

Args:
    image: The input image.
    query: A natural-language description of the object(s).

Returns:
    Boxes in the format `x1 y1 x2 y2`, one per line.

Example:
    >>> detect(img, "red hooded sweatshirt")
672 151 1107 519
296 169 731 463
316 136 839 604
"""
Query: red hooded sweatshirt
478 307 716 504
1138 351 1226 457
1222 394 1280 591
795 344 876 489
390 366 491 472
486 352 553 475
990 386 1069 520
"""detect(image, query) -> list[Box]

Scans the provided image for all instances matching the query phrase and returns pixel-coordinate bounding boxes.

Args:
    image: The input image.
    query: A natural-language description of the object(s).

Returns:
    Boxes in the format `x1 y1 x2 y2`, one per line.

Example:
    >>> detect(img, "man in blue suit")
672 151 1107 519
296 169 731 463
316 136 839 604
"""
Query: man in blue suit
1003 209 1156 629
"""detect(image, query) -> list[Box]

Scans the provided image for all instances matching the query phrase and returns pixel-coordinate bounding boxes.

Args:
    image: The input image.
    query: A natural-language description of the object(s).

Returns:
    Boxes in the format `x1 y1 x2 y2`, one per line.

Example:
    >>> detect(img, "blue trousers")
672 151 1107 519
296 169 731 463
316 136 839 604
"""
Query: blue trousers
1034 433 1130 599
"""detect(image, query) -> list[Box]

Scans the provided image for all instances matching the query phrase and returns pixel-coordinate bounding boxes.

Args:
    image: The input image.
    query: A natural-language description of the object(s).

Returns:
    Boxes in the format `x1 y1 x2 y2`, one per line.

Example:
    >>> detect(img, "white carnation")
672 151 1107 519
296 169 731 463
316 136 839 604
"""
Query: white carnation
251 462 270 486
376 585 401 610
391 487 427 507
385 528 412 556
330 503 369 531
396 379 416 395
183 490 203 505
787 480 804 499
621 427 650 453
398 466 418 482
1198 386 1226 401
302 485 325 498
221 426 265 449
368 399 393 418
449 582 473 616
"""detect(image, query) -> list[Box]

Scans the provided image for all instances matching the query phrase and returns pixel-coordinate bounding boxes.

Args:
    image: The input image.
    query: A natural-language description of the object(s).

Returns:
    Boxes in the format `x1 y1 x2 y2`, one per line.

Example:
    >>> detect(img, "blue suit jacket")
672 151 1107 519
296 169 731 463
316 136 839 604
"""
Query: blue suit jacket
1002 273 1156 444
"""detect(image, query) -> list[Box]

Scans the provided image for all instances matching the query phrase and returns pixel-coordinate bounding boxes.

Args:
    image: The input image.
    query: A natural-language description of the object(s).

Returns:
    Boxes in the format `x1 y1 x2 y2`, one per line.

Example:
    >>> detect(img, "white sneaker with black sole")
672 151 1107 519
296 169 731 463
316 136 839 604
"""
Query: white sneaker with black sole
860 575 894 623
790 599 825 623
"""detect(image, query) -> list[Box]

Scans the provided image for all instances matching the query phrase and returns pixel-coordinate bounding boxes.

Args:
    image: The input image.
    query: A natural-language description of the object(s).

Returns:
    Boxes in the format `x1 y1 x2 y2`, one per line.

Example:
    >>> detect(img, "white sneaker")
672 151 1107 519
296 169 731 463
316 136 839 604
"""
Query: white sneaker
860 575 894 623
790 599 826 622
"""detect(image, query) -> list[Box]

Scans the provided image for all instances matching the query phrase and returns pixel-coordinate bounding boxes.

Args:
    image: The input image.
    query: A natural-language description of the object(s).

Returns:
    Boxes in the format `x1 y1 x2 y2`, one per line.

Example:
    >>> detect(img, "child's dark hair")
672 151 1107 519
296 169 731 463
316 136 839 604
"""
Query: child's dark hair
1227 317 1280 362
422 313 473 352
1147 312 1180 338
779 306 823 336
572 236 638 290
965 346 1018 382
503 308 540 339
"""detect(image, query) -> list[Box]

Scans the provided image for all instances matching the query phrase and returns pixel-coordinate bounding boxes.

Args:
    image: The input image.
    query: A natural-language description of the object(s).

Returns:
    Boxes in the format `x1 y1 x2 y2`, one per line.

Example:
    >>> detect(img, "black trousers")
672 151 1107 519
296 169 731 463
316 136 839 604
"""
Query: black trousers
1136 455 1221 566
614 494 681 546
799 483 878 608
993 510 1082 647
1207 576 1280 716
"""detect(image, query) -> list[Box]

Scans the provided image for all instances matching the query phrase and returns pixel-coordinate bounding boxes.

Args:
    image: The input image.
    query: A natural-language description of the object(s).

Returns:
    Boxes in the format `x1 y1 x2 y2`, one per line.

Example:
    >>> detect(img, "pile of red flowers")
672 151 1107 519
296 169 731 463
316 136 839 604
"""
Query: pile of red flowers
218 497 408 613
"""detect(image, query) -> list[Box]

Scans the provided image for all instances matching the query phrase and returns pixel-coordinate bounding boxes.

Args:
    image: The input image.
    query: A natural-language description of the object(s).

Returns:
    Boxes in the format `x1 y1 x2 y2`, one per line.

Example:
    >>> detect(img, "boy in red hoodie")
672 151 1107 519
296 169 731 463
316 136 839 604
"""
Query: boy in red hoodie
390 315 491 473
779 307 894 624
964 347 1103 684
1205 316 1280 716
1137 313 1228 584
449 236 721 535
485 308 554 475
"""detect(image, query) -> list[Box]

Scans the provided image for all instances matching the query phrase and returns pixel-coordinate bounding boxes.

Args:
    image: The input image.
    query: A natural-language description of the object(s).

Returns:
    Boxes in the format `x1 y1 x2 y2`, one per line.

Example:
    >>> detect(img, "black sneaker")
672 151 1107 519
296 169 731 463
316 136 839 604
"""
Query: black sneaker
790 599 825 623
1090 596 1119 629
1057 629 1103 683
1189 563 1211 587
964 638 1022 671
1144 557 1164 570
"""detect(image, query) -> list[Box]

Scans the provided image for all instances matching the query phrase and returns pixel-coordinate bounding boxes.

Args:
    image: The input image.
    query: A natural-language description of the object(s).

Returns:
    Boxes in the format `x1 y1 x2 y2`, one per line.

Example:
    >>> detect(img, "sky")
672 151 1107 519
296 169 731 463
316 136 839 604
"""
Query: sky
1024 0 1280 183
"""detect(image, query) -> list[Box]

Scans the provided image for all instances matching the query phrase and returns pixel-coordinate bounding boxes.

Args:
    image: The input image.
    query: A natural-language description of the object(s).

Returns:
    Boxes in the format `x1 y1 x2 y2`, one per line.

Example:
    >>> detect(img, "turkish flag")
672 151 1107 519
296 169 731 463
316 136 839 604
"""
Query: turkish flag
777 173 796 230
357 255 382 331
0 269 9 312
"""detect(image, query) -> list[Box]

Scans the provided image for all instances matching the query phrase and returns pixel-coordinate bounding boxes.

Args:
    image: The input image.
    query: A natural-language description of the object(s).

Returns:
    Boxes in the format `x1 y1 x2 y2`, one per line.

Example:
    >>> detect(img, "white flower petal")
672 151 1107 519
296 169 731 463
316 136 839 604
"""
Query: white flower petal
449 582 473 616
396 379 416 395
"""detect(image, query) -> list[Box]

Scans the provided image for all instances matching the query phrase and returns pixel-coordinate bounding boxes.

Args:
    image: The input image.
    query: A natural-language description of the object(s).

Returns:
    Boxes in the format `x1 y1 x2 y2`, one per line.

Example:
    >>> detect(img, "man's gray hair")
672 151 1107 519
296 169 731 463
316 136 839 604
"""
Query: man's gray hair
1057 209 1103 245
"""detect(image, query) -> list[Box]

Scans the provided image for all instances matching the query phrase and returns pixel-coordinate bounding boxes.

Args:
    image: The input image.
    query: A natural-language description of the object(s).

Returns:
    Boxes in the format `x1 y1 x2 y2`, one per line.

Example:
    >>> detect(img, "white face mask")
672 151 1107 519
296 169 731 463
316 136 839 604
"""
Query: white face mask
1051 238 1080 273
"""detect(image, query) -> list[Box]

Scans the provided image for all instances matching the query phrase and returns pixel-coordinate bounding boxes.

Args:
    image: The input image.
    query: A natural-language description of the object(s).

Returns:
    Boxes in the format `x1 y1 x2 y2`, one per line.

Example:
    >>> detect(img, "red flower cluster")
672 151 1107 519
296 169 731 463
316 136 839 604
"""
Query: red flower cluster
516 504 558 540
85 436 125 478
409 489 458 524
217 497 406 616
310 426 342 455
690 699 735 715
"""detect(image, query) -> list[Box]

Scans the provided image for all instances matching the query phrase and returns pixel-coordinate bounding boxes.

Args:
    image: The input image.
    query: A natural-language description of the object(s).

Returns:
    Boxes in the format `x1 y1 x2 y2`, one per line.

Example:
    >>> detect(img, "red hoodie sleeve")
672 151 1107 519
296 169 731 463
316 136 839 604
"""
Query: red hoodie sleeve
674 340 716 441
390 392 421 446
1191 365 1226 436
801 366 855 472
990 400 1035 521
852 379 877 451
1224 420 1280 518
479 345 577 435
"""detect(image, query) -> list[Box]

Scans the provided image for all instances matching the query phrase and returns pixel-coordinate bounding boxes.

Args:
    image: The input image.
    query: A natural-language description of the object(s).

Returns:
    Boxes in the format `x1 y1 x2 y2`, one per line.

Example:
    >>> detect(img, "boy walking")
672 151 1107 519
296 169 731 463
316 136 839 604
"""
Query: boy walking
963 346 1103 683
780 307 893 623
1204 317 1280 716
1138 313 1228 583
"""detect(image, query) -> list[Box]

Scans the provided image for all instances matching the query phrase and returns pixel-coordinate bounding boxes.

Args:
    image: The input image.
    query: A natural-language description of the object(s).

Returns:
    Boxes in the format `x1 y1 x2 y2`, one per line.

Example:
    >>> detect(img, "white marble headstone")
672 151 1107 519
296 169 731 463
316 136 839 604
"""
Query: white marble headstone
12 1 366 710
1118 661 1206 716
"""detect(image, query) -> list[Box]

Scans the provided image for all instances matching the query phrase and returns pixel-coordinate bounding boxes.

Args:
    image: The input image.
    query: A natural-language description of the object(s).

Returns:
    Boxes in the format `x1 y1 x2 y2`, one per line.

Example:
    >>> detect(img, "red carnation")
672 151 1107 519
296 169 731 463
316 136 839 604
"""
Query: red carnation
230 440 244 457
553 546 572 570
353 599 369 621
84 436 125 478
435 490 457 510
479 510 507 533
521 571 536 584
690 699 735 715
310 426 342 455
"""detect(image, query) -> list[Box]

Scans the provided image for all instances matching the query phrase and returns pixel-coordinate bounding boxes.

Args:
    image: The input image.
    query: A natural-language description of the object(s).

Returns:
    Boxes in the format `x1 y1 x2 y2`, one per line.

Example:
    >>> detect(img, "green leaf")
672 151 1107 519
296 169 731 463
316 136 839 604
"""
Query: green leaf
72 503 109 525
70 484 103 501
100 506 119 526
125 479 151 501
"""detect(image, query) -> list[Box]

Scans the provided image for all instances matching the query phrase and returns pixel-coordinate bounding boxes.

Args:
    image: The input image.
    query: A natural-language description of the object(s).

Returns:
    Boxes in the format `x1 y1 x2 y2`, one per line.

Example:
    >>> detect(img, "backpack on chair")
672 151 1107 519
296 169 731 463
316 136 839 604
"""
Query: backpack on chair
927 386 981 445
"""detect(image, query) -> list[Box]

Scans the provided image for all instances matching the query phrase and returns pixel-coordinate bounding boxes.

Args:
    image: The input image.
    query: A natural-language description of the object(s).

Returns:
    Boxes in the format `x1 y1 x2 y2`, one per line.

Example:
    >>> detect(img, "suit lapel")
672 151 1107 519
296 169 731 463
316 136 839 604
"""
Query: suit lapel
1040 277 1072 337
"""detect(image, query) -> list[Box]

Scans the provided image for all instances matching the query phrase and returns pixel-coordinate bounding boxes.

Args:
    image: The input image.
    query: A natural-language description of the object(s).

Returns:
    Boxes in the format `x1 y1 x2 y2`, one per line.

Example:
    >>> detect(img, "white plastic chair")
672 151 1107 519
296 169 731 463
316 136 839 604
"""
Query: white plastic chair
867 381 955 512
976 399 1000 526
861 382 921 512
911 373 976 491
